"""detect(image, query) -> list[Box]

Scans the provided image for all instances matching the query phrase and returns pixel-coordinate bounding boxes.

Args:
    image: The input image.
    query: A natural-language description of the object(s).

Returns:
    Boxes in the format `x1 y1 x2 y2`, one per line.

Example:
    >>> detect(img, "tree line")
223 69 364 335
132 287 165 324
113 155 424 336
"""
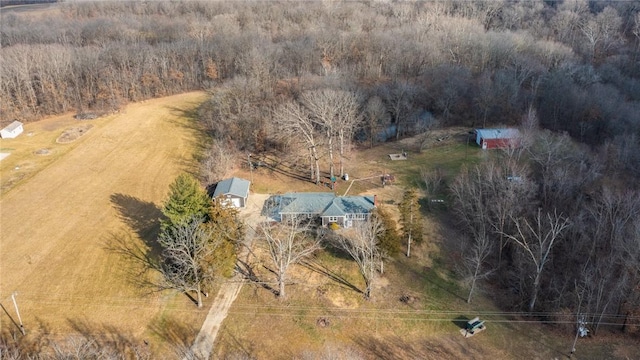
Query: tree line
1 0 639 152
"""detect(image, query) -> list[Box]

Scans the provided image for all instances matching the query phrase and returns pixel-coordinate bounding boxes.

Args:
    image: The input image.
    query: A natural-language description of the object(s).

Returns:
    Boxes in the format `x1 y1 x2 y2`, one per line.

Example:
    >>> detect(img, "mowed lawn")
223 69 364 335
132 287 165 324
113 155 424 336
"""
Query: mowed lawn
0 92 209 350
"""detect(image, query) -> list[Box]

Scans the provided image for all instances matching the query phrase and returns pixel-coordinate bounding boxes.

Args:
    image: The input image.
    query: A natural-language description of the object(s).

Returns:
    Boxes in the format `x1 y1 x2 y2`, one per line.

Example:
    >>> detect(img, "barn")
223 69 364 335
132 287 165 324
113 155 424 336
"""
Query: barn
213 177 251 208
0 121 24 139
475 128 521 150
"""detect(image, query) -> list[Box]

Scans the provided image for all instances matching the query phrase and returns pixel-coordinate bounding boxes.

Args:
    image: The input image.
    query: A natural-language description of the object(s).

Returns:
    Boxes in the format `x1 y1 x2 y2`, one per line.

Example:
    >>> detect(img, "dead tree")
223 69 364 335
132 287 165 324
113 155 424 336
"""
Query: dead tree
333 217 383 299
157 217 218 308
260 219 322 299
503 209 570 312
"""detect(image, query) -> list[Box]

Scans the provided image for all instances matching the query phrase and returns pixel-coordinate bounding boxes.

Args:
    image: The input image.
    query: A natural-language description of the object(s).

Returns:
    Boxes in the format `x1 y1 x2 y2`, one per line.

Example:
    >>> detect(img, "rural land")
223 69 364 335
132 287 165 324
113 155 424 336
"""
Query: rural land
1 0 640 359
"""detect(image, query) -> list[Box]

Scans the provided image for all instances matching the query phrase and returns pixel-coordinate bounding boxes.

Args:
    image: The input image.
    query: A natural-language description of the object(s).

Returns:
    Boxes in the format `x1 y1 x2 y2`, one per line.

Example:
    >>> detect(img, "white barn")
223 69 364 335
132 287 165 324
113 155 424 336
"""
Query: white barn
0 121 24 139
213 177 251 208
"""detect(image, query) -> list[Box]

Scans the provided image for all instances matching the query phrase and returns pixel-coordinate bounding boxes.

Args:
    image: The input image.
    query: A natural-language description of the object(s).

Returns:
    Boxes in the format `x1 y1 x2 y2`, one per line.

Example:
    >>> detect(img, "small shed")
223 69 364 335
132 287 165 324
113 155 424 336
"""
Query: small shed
475 128 520 150
213 177 251 208
1 121 24 139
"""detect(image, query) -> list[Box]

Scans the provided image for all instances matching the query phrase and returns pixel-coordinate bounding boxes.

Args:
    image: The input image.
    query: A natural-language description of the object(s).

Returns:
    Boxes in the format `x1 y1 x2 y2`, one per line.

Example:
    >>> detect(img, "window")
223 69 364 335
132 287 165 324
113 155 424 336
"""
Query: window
328 216 338 222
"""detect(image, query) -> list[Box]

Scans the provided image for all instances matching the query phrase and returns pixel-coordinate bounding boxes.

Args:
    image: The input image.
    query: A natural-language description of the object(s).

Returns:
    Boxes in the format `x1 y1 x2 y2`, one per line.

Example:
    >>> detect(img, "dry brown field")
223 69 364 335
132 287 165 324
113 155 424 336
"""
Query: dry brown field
0 92 212 354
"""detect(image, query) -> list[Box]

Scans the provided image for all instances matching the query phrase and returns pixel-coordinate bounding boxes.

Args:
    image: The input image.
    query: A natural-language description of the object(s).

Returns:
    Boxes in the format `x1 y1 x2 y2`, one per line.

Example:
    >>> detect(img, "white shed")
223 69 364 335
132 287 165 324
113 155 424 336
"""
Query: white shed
0 121 24 139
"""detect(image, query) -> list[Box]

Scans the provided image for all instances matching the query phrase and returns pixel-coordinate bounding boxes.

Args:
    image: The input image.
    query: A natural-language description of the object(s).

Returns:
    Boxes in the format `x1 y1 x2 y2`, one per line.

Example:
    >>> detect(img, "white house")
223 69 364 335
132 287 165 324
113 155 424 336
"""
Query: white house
0 121 24 139
213 177 251 208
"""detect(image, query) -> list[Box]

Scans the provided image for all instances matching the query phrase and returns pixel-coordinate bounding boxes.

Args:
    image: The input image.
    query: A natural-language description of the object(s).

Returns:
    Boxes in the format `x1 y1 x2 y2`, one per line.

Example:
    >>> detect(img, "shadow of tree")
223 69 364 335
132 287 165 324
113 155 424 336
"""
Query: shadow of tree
300 260 362 295
236 259 278 297
110 193 164 257
351 333 484 359
0 318 50 357
148 314 199 355
102 231 164 295
67 318 147 356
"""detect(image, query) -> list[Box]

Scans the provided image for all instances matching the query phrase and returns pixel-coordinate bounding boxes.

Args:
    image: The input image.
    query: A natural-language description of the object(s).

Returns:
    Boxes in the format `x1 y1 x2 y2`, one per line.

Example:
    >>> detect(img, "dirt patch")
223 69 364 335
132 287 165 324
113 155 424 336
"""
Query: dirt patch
56 124 94 143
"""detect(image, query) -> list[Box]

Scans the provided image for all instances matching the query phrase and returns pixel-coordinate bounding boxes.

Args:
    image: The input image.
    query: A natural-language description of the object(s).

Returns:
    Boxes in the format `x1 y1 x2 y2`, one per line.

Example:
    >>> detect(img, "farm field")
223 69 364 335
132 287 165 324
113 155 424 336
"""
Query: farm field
0 92 210 354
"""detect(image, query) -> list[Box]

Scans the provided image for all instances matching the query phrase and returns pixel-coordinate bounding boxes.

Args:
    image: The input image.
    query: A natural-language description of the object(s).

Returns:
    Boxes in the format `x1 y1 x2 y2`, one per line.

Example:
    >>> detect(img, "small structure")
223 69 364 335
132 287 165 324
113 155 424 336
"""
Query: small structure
212 177 251 208
269 192 376 228
475 128 520 150
388 151 408 160
461 317 486 338
1 121 24 139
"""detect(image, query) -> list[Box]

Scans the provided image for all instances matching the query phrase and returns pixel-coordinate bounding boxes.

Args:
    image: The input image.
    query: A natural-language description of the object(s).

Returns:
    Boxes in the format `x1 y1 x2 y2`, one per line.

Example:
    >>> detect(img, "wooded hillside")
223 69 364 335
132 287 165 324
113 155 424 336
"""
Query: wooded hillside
1 1 638 146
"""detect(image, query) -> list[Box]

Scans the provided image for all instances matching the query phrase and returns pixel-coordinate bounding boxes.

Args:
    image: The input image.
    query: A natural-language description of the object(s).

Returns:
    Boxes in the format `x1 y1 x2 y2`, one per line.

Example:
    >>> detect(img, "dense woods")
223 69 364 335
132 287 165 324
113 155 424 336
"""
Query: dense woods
2 0 640 339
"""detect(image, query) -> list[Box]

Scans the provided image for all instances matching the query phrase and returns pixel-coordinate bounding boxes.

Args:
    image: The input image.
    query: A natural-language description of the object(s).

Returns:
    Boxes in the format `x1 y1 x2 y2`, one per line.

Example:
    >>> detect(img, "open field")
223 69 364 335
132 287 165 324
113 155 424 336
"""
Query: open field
0 92 211 354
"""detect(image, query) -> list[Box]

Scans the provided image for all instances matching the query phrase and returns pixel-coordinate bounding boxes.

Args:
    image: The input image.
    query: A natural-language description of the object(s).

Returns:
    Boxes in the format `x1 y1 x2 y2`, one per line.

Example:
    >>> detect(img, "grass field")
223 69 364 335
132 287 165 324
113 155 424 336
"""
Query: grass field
0 92 213 354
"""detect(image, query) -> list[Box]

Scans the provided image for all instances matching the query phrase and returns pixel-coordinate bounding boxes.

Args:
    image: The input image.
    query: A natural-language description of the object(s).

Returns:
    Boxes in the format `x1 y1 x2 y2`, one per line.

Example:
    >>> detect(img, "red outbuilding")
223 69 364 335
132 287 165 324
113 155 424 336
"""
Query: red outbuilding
475 128 521 150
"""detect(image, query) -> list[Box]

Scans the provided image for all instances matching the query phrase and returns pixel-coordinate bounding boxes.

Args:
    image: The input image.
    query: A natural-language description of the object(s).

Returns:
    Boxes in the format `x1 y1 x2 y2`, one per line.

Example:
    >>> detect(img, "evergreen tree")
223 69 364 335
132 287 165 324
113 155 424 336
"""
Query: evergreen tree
161 173 211 229
373 206 401 257
399 189 423 257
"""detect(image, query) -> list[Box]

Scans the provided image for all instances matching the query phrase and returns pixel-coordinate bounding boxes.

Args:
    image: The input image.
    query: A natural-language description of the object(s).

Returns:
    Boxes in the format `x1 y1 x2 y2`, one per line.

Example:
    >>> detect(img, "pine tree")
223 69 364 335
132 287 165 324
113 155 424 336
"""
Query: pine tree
161 173 211 229
373 206 401 257
399 189 423 257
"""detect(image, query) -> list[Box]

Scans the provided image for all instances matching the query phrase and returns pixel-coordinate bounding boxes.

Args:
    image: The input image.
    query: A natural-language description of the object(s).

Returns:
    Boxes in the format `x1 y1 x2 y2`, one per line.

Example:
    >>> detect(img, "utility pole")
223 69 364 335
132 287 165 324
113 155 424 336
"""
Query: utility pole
11 292 26 335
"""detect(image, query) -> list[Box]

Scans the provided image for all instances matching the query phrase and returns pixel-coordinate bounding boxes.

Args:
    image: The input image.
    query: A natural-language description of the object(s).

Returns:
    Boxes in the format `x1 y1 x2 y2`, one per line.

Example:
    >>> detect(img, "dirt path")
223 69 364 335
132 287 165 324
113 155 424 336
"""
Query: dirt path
188 193 269 359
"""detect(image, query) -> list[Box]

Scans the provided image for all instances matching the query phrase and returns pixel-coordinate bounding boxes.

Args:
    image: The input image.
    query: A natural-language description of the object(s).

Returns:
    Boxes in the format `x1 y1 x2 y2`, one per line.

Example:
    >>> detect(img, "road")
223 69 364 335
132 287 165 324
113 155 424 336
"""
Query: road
187 193 268 359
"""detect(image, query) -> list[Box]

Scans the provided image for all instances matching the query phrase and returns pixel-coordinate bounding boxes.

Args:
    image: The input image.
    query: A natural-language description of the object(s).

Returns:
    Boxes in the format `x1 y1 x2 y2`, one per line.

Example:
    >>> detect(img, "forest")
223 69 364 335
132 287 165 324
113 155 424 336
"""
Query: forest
1 0 639 342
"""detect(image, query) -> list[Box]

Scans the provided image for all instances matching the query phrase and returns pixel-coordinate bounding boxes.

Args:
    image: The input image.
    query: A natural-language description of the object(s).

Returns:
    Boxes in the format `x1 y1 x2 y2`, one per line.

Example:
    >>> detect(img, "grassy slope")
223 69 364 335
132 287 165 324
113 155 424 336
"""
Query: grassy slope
0 92 211 354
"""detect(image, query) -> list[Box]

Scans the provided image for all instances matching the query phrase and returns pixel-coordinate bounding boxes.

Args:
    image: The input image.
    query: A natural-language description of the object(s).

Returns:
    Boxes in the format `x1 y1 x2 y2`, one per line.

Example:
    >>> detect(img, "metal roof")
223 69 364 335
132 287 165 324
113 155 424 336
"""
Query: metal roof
213 177 250 198
278 193 375 217
475 128 520 140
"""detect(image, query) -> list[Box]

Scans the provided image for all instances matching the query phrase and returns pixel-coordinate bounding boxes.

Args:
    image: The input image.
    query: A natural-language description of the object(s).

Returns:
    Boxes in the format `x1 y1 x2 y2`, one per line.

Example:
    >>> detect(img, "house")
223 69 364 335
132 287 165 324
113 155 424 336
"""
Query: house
0 121 24 139
213 177 250 208
270 192 377 228
475 128 520 150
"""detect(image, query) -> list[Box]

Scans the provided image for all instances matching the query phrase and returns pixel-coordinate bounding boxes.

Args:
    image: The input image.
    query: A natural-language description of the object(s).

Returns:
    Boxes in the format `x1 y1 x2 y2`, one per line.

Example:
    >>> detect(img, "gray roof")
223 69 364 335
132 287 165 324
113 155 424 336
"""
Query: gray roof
476 128 520 140
213 177 250 198
2 121 23 132
277 192 375 217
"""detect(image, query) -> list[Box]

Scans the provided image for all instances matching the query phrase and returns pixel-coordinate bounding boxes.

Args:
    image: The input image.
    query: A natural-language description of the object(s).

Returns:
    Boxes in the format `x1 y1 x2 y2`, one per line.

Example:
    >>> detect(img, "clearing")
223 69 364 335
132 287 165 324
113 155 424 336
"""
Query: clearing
0 92 210 354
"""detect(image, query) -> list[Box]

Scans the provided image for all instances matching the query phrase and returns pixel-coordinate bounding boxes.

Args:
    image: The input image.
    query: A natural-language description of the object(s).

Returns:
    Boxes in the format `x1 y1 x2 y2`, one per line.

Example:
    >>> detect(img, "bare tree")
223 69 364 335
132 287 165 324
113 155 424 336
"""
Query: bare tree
460 232 494 304
302 89 363 178
201 142 234 184
260 219 322 299
333 217 384 299
273 101 322 184
363 95 390 148
502 209 570 312
157 217 218 308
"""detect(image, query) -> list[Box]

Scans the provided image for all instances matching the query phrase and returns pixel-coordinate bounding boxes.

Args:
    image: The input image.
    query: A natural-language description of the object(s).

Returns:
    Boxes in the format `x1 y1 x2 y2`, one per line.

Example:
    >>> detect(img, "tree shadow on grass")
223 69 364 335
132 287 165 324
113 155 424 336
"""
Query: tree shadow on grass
109 193 164 257
148 314 206 358
236 259 279 297
300 259 362 295
68 319 151 358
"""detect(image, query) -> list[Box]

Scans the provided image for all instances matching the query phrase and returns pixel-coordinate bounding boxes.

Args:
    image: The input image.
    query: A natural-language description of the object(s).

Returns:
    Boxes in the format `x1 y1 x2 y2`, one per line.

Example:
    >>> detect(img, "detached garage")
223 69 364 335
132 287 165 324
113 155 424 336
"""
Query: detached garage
213 177 251 208
475 128 521 150
1 121 24 139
